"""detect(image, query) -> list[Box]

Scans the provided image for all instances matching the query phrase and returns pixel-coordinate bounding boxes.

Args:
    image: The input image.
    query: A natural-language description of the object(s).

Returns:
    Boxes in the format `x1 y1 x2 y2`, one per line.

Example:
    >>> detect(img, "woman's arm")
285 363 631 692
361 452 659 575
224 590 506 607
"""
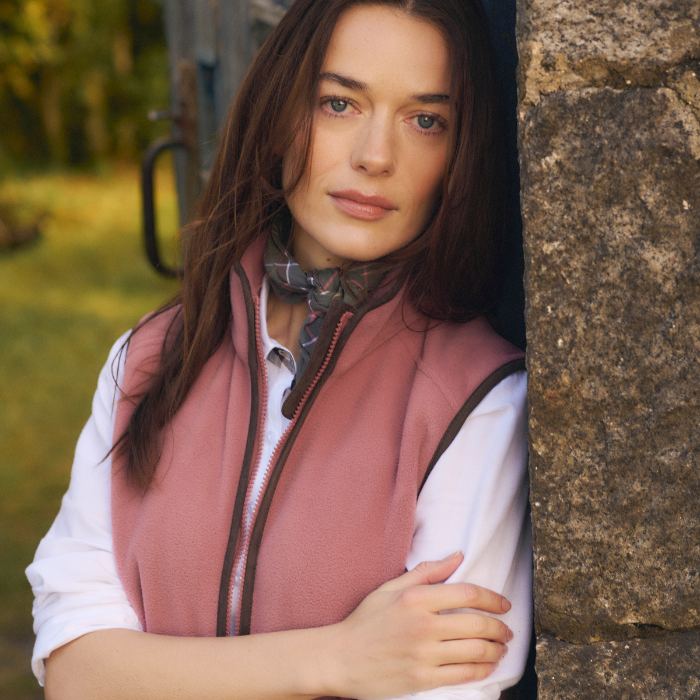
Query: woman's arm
29 339 520 700
45 555 510 700
398 371 531 700
26 332 140 685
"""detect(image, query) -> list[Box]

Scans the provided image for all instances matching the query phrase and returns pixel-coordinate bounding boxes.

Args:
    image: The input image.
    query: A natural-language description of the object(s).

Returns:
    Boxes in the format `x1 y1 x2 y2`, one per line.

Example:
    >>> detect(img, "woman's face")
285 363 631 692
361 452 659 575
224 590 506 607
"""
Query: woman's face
283 4 452 271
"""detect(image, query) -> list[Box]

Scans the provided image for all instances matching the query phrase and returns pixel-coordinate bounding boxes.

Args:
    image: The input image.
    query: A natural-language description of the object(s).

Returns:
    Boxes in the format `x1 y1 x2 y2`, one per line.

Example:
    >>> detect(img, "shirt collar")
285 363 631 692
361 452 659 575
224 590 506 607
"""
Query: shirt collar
259 280 297 376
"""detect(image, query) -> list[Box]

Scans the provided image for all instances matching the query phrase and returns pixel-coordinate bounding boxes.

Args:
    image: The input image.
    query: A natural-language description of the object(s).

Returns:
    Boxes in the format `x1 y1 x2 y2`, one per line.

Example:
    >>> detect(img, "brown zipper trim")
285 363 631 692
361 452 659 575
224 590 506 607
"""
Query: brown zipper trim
230 293 270 636
238 313 352 635
238 276 406 635
417 357 526 496
216 261 261 637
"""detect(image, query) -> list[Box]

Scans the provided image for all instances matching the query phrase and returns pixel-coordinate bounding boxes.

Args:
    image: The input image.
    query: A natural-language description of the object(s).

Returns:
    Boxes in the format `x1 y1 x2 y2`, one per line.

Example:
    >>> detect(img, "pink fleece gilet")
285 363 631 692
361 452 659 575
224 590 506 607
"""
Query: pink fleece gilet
112 235 525 644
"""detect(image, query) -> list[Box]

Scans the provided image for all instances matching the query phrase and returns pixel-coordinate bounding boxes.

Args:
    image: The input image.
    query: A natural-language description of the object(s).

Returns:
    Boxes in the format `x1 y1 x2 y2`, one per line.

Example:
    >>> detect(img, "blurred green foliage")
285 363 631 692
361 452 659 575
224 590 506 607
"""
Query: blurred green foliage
0 164 179 698
0 0 169 168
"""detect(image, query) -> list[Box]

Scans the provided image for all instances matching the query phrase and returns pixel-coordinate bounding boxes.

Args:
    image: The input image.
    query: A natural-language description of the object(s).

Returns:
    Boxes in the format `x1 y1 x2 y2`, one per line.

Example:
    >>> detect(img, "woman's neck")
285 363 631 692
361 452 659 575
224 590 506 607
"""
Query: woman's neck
265 289 310 362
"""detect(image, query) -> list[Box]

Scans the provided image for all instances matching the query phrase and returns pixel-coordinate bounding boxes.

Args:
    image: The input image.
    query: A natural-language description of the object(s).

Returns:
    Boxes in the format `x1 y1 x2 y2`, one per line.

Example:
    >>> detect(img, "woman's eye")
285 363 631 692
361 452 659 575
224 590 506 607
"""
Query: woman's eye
416 115 436 129
329 99 348 113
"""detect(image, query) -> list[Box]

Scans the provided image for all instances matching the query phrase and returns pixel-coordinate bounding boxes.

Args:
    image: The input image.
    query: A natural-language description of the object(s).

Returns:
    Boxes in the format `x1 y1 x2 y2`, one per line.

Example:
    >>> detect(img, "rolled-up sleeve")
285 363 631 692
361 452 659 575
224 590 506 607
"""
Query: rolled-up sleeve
26 332 141 686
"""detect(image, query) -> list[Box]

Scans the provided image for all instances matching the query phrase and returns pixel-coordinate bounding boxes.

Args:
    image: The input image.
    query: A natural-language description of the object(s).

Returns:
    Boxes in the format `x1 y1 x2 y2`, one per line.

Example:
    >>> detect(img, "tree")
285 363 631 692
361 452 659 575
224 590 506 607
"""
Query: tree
0 0 169 168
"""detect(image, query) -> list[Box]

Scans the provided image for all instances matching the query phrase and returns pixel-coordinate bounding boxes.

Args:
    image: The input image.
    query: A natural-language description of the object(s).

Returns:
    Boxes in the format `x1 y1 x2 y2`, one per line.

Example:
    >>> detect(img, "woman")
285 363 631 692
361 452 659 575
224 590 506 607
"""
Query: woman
28 1 531 698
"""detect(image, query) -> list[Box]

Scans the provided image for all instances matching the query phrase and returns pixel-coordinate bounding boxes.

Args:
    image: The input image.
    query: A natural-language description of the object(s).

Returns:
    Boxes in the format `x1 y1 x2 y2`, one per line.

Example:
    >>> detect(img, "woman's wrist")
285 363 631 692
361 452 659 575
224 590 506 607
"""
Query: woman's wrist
290 622 350 699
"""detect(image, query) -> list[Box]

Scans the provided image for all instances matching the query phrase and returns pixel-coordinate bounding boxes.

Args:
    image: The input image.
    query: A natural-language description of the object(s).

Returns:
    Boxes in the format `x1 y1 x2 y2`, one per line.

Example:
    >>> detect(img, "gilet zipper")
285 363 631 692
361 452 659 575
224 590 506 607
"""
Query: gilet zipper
227 302 354 635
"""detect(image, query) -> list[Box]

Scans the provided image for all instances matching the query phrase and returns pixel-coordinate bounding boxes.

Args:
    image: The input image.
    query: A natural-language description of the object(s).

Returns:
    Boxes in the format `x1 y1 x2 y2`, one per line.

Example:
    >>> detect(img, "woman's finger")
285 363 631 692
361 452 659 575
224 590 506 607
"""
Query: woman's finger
436 611 512 643
433 638 507 666
426 661 500 690
397 580 510 615
379 556 512 619
379 552 465 591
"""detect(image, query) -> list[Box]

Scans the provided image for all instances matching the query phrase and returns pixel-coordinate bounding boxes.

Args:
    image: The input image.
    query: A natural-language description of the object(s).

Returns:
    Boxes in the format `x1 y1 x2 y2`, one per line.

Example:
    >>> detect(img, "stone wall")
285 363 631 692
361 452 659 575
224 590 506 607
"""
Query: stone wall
516 1 700 696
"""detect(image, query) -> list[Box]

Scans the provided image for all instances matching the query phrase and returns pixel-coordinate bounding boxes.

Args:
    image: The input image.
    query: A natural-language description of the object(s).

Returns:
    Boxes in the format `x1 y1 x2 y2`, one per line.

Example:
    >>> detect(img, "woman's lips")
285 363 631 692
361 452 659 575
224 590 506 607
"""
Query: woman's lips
329 189 397 222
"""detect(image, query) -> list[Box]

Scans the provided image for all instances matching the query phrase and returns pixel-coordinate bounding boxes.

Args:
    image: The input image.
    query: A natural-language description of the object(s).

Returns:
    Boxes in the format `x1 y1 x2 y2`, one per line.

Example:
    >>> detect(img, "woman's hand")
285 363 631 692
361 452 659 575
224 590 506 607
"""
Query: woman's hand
324 552 513 699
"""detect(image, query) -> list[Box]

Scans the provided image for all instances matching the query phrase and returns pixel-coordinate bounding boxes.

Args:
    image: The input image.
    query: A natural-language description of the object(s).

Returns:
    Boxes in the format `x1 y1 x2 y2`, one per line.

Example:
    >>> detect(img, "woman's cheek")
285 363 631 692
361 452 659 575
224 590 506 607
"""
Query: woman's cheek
282 141 303 192
408 149 445 218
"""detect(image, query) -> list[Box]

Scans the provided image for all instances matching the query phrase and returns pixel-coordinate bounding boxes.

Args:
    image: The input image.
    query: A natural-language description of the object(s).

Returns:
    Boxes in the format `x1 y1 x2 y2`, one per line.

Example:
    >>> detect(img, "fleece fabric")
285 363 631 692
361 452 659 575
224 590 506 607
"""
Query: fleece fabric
111 233 525 644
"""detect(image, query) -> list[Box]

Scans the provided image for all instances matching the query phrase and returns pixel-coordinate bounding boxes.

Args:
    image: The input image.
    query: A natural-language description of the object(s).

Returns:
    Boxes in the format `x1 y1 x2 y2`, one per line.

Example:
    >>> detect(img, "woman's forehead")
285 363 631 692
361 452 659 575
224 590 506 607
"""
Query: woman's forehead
321 5 452 99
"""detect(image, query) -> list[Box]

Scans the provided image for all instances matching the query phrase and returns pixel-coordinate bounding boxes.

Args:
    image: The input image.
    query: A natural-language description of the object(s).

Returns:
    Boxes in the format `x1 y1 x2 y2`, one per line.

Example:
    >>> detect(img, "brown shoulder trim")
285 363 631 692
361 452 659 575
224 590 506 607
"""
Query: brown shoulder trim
417 358 526 496
216 261 260 637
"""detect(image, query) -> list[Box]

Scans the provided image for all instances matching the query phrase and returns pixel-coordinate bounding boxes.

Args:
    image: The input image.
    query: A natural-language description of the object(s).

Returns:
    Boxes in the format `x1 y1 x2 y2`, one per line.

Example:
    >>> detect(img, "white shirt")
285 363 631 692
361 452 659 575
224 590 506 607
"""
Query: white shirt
26 283 532 699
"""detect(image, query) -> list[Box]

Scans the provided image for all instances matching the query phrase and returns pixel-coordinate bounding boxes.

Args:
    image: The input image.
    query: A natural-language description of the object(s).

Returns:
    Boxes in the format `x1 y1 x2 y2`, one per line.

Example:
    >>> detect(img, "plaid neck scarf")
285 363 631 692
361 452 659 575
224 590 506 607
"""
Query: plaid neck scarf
264 216 384 384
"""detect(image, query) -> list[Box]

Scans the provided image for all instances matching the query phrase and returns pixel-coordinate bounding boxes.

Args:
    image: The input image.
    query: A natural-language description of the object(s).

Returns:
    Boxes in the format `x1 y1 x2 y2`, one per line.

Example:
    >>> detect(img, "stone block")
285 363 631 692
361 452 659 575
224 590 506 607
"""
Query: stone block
536 632 700 699
520 86 700 642
516 0 700 67
515 1 700 108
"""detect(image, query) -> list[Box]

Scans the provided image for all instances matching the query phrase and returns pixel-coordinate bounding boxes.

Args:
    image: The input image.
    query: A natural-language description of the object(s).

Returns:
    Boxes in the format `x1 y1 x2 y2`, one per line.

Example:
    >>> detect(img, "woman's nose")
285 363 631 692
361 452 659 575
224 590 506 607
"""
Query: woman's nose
350 117 395 176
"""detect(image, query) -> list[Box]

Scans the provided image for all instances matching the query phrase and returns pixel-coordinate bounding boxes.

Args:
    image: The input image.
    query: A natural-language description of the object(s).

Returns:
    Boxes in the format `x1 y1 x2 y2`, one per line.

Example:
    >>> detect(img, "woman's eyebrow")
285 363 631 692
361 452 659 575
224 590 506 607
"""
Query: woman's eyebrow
412 93 450 105
319 72 368 91
319 72 449 104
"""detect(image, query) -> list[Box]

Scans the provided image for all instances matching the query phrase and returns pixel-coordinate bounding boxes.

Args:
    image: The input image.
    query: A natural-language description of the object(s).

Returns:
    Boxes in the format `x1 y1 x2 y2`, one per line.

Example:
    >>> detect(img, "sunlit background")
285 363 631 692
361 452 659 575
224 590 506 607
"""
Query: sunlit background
0 1 179 696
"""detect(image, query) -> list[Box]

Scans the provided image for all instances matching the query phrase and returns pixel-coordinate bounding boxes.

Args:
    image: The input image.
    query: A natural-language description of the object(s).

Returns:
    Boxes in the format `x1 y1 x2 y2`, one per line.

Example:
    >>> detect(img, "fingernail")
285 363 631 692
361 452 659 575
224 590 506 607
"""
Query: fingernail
444 550 462 559
506 627 514 642
491 661 500 672
501 597 511 612
501 644 509 659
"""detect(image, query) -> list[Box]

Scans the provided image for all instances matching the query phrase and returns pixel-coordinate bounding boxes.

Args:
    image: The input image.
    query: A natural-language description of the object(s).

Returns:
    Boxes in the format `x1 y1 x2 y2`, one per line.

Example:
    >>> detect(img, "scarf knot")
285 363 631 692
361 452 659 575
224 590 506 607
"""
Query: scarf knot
264 217 383 383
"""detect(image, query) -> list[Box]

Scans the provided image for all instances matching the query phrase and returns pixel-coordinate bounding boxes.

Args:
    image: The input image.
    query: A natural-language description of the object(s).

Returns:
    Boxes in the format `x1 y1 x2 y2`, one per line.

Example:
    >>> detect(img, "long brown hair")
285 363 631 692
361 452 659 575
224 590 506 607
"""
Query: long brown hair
117 0 507 489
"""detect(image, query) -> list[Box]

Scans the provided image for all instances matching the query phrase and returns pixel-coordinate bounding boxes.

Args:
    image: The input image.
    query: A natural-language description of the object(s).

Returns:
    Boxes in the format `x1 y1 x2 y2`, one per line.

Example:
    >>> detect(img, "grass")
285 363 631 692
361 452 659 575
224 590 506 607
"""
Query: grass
0 162 179 698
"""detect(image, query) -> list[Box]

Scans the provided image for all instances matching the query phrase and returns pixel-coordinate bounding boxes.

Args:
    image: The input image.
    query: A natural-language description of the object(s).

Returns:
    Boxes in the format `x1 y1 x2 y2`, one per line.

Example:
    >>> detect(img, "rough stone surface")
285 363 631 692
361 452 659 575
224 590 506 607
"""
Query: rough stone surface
536 632 700 699
517 0 700 85
520 85 700 643
518 0 700 64
667 62 700 124
516 0 700 108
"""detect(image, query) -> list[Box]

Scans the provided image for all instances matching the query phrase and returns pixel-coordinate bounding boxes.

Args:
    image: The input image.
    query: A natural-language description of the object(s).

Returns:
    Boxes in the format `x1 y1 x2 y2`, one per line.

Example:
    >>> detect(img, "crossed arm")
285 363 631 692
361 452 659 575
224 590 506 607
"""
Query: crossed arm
30 338 531 700
45 554 512 700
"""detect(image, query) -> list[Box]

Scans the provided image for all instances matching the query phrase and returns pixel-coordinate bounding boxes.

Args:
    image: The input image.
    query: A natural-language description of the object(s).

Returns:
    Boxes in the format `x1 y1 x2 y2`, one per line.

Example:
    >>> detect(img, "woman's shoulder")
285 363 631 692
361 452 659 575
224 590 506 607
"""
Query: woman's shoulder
93 305 182 407
121 304 183 365
377 315 524 425
412 314 525 397
130 304 183 346
426 313 521 350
